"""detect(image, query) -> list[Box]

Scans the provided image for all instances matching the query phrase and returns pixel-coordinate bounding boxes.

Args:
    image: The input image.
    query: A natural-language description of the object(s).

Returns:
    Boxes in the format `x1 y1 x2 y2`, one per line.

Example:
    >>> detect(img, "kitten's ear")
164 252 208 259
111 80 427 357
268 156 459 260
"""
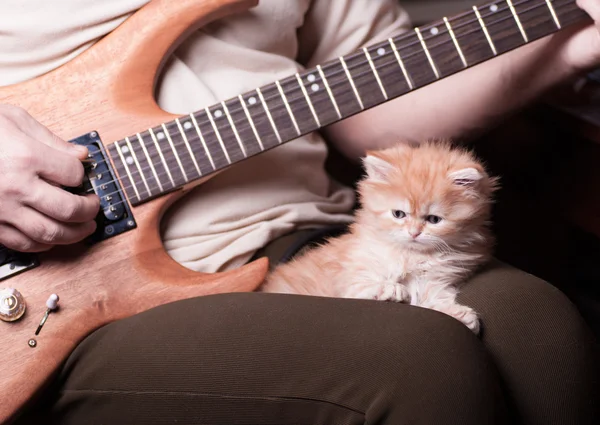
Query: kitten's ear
448 167 483 187
363 155 395 182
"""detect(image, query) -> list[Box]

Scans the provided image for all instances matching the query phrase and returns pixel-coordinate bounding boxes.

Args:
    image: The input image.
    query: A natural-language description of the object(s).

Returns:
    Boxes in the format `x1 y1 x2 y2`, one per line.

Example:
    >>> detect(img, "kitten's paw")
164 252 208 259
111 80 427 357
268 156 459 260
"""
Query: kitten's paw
459 309 480 335
374 282 411 303
439 304 481 335
345 282 410 303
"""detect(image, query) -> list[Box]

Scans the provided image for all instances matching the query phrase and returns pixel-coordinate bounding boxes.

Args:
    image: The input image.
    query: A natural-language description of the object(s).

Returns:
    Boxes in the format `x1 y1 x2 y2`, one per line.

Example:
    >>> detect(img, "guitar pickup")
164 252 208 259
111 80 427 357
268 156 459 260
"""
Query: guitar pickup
0 248 38 282
70 132 137 244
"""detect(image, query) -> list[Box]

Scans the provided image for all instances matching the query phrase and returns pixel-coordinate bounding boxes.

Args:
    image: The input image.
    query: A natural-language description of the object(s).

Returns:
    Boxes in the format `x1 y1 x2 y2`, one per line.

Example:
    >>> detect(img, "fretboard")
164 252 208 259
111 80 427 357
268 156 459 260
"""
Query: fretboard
108 0 588 206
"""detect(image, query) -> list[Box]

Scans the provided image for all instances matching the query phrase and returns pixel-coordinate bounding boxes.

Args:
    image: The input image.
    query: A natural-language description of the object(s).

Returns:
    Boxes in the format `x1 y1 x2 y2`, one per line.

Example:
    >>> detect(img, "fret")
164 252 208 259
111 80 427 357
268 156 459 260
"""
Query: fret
443 17 468 68
236 94 265 154
136 133 163 193
112 141 141 202
222 99 258 157
275 80 301 136
124 136 152 197
392 31 438 88
321 61 363 117
175 118 203 177
148 128 177 188
174 116 215 176
361 42 412 100
192 110 230 169
189 113 217 171
206 104 247 164
473 6 498 55
163 121 204 181
317 65 342 119
514 0 561 42
294 73 321 127
415 22 465 78
139 130 176 192
205 106 234 165
342 51 385 109
480 2 527 55
545 0 562 28
415 28 440 79
389 38 414 90
297 67 342 125
238 92 281 150
339 56 365 110
362 47 388 99
451 9 497 65
260 83 303 142
550 0 588 28
276 77 318 134
107 143 138 202
256 87 283 144
506 0 529 42
161 123 190 182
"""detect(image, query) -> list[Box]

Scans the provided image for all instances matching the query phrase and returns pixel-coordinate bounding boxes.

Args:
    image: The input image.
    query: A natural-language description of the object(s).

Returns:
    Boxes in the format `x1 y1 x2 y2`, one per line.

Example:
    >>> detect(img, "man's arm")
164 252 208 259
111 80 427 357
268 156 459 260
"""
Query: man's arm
323 1 600 160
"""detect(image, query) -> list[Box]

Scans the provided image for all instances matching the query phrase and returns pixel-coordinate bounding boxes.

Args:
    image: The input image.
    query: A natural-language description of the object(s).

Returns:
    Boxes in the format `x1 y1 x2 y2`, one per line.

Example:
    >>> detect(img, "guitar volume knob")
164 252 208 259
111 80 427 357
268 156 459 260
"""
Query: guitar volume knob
0 288 26 322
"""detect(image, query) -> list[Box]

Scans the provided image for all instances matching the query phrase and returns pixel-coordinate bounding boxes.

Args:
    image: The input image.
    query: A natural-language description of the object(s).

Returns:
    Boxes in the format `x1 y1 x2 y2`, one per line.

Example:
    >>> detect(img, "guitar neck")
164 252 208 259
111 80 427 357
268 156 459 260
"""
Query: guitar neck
108 0 588 206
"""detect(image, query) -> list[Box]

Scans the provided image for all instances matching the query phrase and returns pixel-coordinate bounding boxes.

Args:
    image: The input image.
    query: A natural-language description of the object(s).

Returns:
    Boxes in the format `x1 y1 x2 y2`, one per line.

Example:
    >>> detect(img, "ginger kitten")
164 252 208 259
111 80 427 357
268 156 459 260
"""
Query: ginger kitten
260 141 499 334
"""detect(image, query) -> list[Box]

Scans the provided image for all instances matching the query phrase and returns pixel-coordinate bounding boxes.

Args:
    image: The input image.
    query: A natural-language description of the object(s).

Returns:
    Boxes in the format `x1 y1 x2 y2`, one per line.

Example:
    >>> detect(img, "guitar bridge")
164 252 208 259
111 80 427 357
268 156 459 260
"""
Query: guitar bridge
70 131 137 244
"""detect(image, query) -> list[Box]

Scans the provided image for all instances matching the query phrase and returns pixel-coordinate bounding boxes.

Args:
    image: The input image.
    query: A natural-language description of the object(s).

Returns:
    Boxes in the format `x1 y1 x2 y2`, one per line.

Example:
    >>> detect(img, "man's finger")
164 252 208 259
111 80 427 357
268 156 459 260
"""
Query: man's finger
25 183 100 223
11 207 97 245
35 144 86 188
0 223 53 253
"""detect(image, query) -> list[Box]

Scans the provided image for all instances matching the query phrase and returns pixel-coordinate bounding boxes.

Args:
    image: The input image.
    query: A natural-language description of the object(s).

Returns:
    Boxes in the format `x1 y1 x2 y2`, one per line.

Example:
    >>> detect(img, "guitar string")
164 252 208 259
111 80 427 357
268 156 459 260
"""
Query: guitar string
82 0 561 180
0 1 576 251
0 0 576 252
78 0 576 209
84 0 547 171
172 0 567 121
77 0 574 207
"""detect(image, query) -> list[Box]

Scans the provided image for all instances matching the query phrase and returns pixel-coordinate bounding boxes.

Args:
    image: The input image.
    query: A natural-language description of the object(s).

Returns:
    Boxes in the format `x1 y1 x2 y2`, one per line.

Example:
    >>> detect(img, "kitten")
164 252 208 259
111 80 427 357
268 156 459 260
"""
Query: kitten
260 140 499 334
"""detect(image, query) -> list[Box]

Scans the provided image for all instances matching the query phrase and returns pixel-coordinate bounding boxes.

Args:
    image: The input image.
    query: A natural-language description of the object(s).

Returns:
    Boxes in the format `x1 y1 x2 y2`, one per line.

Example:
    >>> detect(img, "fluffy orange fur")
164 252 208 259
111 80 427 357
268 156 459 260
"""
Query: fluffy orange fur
260 141 499 334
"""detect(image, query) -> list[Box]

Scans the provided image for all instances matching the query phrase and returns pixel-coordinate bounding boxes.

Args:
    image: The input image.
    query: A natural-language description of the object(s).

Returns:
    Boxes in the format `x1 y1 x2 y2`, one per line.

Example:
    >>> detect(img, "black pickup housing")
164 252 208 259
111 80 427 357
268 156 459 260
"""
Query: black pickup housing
70 131 137 243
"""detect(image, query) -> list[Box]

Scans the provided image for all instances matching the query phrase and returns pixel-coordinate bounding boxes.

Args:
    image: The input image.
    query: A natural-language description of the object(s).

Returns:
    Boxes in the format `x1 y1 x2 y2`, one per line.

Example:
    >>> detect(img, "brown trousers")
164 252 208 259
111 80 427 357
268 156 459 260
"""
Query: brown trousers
16 228 600 425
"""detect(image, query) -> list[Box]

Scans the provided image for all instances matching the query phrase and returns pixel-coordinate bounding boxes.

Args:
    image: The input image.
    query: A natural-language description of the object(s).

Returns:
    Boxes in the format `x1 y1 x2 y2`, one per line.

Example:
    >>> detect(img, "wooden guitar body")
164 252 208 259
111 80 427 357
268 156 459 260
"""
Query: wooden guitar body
0 0 267 422
0 0 589 422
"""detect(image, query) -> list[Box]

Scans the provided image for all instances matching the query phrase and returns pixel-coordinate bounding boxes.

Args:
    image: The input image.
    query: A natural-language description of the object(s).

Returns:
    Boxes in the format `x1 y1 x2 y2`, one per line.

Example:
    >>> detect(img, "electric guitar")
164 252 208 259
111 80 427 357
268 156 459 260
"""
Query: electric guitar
0 0 589 422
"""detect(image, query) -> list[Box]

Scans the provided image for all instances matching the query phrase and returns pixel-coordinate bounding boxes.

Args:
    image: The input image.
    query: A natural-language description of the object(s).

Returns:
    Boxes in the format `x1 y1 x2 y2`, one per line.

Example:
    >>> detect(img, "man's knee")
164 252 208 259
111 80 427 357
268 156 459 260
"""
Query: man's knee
363 306 508 424
459 260 596 343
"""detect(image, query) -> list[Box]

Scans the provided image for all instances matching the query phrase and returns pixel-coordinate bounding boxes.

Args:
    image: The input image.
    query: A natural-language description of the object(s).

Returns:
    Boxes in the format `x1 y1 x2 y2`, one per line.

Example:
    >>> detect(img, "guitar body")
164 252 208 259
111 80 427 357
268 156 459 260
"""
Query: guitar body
0 0 267 422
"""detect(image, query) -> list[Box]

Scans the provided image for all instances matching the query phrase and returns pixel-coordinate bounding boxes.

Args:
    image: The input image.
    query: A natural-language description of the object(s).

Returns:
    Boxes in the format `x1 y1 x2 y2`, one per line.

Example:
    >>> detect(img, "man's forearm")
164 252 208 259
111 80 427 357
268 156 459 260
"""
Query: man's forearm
324 21 592 160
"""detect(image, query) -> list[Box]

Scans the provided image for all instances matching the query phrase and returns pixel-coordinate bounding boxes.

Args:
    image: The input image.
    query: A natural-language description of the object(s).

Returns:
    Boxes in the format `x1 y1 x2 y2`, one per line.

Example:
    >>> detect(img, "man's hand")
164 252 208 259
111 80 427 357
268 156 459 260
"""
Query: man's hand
0 104 99 252
562 0 600 72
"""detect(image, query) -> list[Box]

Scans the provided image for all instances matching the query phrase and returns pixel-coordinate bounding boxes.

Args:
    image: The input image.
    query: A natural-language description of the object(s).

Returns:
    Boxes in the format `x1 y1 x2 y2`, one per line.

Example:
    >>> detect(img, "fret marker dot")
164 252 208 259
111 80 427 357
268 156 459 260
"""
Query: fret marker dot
307 74 316 82
126 156 134 165
183 121 193 130
430 27 439 36
157 132 165 140
248 96 257 105
377 47 385 56
121 146 130 154
213 110 223 118
311 83 319 92
490 4 498 12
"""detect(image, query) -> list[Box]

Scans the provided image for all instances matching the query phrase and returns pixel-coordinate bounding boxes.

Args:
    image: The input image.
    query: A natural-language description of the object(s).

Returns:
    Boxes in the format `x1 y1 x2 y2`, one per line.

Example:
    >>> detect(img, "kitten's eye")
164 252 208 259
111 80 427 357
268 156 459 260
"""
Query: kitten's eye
392 210 406 219
426 215 442 224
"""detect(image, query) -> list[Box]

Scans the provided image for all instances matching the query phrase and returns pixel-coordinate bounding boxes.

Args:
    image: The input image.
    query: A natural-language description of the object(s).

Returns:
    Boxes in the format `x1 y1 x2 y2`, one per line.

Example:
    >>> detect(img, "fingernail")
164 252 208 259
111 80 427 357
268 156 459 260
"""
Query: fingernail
71 144 88 155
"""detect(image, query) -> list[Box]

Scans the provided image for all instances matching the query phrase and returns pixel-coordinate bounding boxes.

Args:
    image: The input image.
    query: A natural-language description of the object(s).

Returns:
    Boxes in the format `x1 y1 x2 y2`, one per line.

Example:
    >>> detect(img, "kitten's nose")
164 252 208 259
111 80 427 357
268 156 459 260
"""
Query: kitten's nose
409 230 421 239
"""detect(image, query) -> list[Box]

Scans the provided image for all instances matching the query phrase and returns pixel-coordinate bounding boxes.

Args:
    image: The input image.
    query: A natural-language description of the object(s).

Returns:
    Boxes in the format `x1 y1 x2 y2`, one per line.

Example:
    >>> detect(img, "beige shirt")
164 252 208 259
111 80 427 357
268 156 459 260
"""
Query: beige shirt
0 0 410 272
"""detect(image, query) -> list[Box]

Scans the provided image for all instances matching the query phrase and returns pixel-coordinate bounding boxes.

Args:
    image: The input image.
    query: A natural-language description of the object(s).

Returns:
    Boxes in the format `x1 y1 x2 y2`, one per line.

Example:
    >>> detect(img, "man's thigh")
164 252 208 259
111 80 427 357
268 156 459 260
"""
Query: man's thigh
457 259 600 424
24 292 506 425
